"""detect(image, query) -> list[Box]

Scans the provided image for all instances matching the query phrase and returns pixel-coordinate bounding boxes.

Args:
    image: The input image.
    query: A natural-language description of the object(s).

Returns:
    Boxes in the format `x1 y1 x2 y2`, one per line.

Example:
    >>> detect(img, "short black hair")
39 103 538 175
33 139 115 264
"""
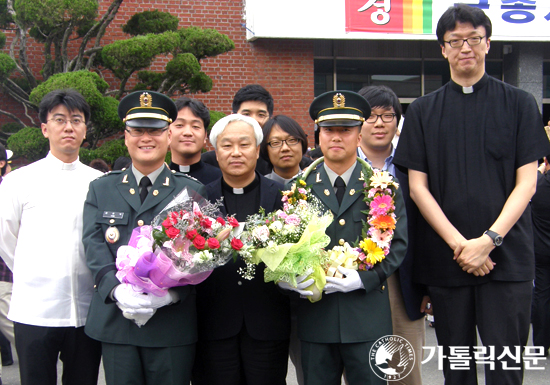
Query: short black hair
174 97 210 130
232 85 274 116
38 89 91 124
357 85 402 126
436 4 492 46
260 115 308 163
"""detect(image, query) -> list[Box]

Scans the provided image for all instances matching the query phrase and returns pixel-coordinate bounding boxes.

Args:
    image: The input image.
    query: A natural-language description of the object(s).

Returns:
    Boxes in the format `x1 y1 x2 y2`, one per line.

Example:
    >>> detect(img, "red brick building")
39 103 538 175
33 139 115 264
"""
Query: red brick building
2 0 550 147
0 1 317 145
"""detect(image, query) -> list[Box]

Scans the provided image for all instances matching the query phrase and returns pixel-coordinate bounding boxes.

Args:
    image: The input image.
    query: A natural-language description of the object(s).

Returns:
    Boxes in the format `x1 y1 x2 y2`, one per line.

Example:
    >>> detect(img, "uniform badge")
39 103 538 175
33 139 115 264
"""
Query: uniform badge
324 189 330 196
105 226 120 244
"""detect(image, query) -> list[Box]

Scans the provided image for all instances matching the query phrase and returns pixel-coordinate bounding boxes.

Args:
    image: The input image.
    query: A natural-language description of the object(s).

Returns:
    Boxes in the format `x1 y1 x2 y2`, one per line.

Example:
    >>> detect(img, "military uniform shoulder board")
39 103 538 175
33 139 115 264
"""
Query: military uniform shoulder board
97 169 124 179
172 171 201 184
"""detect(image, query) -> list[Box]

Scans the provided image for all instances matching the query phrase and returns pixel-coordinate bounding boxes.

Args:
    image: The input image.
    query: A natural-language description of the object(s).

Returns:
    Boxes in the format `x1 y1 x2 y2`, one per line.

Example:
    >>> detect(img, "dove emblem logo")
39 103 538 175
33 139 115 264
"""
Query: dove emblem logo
369 335 415 381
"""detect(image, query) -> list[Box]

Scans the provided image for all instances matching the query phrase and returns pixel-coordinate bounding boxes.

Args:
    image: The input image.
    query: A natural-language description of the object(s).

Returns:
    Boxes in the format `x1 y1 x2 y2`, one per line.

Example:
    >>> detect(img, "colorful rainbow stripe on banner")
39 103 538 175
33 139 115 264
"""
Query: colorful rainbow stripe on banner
346 0 433 34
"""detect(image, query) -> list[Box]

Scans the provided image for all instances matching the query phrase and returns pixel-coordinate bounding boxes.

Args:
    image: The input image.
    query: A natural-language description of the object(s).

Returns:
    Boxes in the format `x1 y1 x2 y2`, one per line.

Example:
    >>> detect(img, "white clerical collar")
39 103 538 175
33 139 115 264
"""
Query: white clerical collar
46 152 79 171
233 187 244 194
179 165 190 172
462 86 474 94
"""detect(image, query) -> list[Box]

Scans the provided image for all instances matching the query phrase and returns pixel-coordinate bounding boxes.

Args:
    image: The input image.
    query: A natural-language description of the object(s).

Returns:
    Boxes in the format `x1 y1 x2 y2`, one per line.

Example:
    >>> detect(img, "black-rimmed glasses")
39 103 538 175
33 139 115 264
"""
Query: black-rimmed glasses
444 36 485 49
268 138 300 148
366 113 396 124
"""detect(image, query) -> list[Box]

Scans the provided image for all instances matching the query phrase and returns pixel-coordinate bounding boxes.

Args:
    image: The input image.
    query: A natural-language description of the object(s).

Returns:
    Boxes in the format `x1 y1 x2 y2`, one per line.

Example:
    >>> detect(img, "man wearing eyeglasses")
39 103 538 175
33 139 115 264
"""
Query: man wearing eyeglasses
82 91 207 385
394 4 550 385
0 89 103 385
357 85 427 385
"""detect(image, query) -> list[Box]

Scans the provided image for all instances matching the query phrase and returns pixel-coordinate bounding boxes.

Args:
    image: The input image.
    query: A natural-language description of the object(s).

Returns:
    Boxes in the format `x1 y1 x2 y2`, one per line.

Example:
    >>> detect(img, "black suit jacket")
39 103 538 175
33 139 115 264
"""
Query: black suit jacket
394 167 425 321
195 174 290 341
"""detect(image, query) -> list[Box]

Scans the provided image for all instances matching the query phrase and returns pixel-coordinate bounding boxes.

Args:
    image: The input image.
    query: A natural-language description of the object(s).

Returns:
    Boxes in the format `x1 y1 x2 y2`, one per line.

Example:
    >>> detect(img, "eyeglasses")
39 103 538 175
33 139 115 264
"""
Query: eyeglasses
366 113 396 123
125 127 168 137
444 36 485 49
267 138 300 148
48 117 85 127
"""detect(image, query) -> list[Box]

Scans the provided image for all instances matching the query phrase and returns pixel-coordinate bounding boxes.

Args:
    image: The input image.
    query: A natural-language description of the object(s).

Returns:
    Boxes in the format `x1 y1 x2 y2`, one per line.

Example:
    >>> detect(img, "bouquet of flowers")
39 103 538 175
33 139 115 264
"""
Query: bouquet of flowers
324 159 399 277
116 188 242 299
239 177 333 303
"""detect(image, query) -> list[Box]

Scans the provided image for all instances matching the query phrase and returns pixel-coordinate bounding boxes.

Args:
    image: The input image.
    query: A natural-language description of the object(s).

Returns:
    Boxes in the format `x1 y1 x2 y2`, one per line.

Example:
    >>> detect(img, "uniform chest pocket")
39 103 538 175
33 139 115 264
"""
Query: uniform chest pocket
484 121 514 160
96 212 129 246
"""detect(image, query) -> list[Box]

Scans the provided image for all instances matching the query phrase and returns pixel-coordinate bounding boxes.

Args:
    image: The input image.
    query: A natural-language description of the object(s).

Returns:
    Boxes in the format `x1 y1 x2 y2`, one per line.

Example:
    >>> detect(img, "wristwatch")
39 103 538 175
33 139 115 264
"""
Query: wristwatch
484 230 503 247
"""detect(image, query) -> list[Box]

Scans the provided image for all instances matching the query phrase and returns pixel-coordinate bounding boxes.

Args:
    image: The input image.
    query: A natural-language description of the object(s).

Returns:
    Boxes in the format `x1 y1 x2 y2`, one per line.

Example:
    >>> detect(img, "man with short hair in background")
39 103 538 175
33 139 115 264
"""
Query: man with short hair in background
169 97 221 185
357 85 427 385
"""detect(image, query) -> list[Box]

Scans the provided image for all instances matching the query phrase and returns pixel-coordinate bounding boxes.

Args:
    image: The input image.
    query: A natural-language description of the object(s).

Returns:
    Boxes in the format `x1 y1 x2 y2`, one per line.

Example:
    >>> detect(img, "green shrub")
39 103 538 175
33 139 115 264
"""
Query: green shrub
7 127 49 161
122 10 179 36
80 139 129 166
1 122 24 133
208 110 225 133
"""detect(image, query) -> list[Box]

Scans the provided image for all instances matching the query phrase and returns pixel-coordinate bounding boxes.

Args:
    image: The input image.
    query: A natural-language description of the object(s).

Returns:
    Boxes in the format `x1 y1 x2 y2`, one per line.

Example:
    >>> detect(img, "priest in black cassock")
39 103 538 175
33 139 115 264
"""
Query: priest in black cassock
169 97 222 185
192 114 290 385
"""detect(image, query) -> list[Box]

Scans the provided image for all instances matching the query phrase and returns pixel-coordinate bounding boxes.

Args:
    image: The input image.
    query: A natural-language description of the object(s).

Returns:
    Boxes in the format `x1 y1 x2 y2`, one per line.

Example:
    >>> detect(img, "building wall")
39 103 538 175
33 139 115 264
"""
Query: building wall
0 1 316 145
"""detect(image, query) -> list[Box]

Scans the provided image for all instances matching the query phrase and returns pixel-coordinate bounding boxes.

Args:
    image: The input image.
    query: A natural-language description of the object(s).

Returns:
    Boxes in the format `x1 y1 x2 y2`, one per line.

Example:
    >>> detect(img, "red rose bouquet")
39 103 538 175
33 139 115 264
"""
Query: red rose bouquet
116 188 242 297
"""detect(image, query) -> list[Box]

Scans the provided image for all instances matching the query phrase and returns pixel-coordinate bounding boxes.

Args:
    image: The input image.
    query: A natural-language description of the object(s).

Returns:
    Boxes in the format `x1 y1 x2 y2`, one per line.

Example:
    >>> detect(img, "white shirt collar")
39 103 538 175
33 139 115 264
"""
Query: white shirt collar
45 152 80 171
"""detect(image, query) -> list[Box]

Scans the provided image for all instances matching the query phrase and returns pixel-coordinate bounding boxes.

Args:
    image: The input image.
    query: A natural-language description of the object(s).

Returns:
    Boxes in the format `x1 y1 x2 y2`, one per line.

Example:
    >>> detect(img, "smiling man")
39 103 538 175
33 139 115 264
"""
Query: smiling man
0 89 103 385
279 90 407 385
82 91 207 385
394 4 550 385
169 97 221 184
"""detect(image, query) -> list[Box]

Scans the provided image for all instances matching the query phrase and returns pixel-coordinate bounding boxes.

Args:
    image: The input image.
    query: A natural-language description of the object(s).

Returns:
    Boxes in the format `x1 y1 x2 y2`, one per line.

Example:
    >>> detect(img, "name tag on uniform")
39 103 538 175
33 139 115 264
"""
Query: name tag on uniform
103 211 124 219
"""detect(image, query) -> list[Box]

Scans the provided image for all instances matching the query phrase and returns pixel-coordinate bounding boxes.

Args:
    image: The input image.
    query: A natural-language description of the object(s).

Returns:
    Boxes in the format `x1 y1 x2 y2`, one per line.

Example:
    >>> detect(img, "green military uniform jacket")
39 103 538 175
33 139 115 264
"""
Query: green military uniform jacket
294 161 407 343
82 166 207 347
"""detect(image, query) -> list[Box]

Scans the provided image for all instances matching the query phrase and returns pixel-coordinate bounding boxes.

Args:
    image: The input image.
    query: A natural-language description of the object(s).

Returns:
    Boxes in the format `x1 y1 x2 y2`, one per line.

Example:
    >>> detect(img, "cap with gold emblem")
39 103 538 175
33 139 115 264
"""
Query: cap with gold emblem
309 90 371 128
118 91 178 129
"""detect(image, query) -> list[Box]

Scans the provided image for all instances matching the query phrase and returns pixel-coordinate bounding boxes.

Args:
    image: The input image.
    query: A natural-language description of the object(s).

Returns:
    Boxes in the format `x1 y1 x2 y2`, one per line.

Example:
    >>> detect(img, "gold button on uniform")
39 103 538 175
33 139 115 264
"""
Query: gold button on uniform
324 189 330 196
137 220 144 226
153 190 159 196
339 239 345 245
349 189 356 195
129 188 135 195
109 219 115 224
339 219 346 226
381 285 385 291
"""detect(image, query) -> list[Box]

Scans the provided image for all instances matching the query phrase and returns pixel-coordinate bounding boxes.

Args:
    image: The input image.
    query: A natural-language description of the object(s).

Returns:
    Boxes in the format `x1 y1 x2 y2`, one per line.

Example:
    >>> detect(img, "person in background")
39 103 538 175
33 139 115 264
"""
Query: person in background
531 126 550 357
260 115 309 385
0 89 103 385
261 115 308 185
193 114 290 385
357 85 428 385
112 156 131 171
89 158 110 173
169 97 221 185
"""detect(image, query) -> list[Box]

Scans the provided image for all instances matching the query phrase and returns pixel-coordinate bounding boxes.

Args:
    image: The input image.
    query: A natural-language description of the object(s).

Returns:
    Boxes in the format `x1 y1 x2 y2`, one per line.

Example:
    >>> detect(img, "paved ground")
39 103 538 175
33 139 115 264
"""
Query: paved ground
1 320 547 384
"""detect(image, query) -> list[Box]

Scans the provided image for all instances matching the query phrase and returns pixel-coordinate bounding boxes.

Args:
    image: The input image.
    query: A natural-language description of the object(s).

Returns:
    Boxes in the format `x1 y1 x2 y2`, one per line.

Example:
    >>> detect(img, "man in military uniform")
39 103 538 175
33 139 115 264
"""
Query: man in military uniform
82 91 207 385
281 91 407 385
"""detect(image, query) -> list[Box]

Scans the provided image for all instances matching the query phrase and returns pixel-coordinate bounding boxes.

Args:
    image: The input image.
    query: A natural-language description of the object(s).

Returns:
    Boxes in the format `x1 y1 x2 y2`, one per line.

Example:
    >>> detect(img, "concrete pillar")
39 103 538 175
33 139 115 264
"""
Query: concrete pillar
502 42 543 112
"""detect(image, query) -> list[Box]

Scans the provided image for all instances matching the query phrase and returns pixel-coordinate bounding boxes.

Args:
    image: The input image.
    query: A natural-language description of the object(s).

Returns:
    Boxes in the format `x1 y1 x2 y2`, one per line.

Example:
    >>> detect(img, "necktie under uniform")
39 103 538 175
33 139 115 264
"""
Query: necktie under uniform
334 176 346 205
139 176 152 203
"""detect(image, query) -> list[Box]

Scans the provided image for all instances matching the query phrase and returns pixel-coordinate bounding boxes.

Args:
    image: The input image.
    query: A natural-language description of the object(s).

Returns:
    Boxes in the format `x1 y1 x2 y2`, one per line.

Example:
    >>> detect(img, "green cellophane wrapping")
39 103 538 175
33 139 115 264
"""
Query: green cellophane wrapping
253 210 333 302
